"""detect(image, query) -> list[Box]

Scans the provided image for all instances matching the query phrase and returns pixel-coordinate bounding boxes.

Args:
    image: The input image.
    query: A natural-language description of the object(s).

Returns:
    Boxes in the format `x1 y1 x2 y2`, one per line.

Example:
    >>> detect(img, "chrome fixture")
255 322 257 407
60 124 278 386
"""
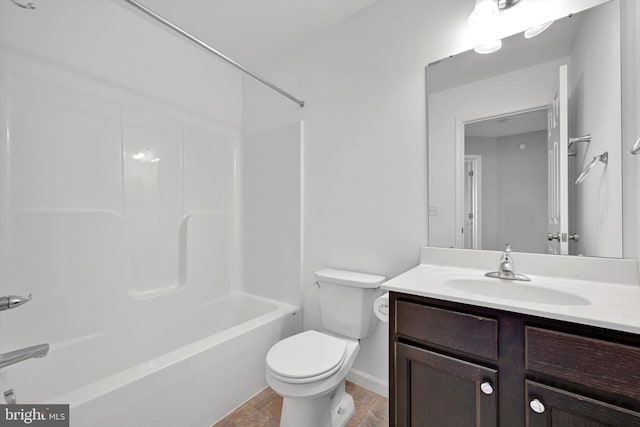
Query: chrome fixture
575 152 608 185
547 233 579 242
0 294 31 312
632 138 640 155
485 244 531 281
9 0 35 9
0 344 49 371
568 134 591 156
121 0 304 108
497 0 521 11
4 390 16 405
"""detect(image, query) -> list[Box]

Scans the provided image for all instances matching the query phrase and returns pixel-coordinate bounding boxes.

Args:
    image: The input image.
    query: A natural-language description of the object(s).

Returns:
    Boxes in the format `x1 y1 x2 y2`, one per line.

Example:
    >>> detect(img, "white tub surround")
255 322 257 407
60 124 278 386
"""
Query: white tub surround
382 247 640 335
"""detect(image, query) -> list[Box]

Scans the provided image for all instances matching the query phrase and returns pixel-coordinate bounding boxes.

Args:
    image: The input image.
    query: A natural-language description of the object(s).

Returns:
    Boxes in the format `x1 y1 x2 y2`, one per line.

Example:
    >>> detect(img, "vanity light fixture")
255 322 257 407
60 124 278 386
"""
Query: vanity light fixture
469 0 503 54
468 0 498 25
524 21 554 39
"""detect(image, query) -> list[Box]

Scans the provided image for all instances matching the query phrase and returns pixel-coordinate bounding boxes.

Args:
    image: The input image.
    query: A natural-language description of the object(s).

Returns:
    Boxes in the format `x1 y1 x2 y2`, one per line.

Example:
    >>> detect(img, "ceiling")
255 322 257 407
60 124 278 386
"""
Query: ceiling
466 108 548 139
135 0 378 66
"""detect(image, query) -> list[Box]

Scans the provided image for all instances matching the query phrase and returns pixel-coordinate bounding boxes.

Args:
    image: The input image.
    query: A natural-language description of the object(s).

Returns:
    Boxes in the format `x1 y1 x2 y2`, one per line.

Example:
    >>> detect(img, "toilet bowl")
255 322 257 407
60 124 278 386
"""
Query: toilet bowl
266 331 360 427
264 269 385 427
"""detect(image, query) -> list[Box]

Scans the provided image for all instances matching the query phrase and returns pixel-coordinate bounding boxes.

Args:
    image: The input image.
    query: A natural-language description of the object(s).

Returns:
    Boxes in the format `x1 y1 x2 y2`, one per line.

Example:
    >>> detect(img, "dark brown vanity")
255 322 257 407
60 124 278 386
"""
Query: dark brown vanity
389 291 640 426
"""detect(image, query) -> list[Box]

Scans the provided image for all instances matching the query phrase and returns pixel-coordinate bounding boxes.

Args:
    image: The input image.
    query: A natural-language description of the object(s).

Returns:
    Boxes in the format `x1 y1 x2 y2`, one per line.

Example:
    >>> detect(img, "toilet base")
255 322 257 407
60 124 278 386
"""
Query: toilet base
279 380 354 427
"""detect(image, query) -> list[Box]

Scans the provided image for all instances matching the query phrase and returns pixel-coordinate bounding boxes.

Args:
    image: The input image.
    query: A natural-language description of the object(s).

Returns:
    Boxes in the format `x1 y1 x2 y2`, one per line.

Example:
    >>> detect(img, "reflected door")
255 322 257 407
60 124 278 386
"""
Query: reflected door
547 65 569 255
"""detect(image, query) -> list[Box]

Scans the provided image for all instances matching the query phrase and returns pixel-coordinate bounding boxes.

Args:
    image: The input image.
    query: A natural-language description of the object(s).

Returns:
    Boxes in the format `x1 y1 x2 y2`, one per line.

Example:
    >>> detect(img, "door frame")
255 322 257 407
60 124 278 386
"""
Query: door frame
464 155 482 249
454 103 551 248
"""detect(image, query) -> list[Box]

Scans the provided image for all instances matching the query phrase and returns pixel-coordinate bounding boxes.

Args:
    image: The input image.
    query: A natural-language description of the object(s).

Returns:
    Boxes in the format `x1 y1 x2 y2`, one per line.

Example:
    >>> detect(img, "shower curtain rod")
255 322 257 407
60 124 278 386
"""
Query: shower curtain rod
122 0 305 108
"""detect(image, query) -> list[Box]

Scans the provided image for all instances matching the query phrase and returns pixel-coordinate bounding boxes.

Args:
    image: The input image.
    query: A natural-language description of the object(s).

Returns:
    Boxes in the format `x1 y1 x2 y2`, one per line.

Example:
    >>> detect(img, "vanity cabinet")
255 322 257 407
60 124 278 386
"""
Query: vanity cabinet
389 292 640 427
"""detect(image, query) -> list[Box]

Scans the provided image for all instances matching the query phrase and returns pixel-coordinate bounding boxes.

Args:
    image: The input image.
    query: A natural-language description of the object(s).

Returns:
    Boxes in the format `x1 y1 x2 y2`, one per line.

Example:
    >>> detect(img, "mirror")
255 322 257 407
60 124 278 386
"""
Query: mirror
427 0 623 258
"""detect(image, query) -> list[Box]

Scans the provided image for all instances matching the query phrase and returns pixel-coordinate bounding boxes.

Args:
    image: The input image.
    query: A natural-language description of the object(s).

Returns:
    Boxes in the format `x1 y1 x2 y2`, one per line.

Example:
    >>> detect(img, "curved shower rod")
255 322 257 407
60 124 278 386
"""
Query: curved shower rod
10 0 35 9
121 0 305 108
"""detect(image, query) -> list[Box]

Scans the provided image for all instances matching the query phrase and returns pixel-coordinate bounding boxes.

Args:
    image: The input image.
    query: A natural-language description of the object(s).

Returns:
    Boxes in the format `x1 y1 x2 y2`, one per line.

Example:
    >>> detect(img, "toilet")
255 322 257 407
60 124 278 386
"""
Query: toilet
265 269 385 427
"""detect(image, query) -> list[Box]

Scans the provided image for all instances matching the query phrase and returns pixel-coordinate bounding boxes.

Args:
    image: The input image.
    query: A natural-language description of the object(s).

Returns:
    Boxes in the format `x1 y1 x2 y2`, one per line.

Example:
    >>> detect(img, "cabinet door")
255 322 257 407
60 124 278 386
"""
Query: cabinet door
395 343 497 427
526 381 640 427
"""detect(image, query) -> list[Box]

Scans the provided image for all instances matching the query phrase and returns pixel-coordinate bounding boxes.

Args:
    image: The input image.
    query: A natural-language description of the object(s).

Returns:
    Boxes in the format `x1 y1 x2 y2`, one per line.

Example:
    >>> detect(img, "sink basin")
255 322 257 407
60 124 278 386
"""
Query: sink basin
445 278 590 306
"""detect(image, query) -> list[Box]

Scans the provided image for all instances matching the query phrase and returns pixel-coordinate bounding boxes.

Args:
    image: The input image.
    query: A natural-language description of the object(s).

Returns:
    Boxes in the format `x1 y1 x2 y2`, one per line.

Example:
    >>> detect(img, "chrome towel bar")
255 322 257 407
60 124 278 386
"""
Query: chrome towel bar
575 152 608 185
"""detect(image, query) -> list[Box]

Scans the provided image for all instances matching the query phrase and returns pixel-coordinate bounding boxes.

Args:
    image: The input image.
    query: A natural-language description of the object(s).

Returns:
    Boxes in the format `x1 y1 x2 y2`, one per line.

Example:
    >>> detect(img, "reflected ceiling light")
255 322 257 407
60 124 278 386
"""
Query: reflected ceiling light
474 39 503 54
132 150 160 163
524 21 554 39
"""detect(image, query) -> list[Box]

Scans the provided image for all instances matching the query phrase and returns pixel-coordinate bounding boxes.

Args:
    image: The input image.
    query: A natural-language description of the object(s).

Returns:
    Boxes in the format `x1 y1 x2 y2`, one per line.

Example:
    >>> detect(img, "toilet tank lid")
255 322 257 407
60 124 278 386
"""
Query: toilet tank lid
315 269 386 288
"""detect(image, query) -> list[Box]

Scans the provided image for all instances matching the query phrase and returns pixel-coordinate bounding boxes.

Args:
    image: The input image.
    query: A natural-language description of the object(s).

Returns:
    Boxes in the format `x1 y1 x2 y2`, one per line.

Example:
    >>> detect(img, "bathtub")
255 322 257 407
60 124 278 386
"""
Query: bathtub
2 292 299 427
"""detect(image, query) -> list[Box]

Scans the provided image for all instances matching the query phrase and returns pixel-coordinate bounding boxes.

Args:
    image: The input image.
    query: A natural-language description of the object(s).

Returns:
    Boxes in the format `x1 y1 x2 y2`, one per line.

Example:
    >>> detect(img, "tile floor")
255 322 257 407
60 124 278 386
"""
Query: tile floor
213 381 389 427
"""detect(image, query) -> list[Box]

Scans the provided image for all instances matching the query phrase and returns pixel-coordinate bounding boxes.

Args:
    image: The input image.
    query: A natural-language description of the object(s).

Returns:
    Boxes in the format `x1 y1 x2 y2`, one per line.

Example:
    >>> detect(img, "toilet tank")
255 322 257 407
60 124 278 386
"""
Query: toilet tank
315 269 386 339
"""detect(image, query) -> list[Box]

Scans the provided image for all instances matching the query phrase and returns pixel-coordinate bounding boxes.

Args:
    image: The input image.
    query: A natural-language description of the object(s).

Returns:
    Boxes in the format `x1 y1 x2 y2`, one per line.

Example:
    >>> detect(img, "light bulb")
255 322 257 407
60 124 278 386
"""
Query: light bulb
468 0 499 25
474 39 503 54
524 21 554 39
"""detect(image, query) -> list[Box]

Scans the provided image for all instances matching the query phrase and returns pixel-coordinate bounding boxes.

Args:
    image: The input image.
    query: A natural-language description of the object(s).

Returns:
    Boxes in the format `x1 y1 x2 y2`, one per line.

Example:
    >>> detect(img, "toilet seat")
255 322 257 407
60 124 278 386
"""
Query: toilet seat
266 330 347 384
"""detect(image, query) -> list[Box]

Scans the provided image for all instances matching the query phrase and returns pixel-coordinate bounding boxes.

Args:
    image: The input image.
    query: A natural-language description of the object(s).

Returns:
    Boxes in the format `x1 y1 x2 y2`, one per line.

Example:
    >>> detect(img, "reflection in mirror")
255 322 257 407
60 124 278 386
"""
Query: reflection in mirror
427 0 623 258
464 108 549 254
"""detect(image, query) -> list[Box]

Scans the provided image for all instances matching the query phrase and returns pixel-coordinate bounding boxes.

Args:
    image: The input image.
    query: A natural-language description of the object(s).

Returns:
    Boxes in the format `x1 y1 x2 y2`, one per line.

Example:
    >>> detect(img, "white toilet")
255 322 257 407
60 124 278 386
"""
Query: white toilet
265 268 385 427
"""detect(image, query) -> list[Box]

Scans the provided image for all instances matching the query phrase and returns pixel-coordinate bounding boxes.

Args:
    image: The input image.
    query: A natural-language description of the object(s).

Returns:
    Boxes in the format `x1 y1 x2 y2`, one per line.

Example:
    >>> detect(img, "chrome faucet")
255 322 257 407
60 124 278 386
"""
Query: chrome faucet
485 244 531 282
0 344 49 371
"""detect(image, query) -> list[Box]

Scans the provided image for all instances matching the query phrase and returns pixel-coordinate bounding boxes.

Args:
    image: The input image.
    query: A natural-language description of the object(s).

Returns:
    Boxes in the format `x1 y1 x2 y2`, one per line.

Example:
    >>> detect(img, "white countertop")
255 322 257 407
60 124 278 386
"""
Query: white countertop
382 263 640 335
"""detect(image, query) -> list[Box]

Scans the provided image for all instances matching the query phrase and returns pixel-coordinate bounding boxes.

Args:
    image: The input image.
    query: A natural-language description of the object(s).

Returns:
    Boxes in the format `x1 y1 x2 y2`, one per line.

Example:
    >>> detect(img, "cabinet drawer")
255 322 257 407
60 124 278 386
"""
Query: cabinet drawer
395 300 498 360
526 327 640 401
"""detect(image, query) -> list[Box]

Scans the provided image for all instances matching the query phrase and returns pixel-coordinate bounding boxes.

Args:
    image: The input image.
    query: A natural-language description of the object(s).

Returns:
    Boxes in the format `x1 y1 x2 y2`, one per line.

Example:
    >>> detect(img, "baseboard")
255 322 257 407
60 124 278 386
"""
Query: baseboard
346 368 389 398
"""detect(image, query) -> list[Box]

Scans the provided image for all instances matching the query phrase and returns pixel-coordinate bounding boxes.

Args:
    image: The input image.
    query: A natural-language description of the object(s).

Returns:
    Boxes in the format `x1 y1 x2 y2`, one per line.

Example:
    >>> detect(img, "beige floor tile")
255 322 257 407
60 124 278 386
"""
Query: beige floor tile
358 410 389 427
264 396 283 421
215 382 388 427
214 402 271 427
370 396 389 420
249 387 279 411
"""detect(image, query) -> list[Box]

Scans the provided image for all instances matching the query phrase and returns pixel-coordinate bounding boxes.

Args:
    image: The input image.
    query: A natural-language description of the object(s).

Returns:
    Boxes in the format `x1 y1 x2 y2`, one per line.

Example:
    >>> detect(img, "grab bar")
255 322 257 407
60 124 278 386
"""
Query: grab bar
632 138 640 155
575 152 608 185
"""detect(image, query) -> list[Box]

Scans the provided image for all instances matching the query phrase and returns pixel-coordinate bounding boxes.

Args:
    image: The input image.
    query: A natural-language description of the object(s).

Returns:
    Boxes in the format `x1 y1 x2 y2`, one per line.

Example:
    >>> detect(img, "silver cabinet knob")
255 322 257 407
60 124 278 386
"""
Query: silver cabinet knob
547 233 560 241
569 234 580 242
529 399 545 414
480 382 494 395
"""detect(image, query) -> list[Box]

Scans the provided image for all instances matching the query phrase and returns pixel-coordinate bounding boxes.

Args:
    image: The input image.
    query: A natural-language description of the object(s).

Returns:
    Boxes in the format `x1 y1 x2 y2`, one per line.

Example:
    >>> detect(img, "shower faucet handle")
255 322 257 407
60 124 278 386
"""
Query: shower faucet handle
0 294 32 312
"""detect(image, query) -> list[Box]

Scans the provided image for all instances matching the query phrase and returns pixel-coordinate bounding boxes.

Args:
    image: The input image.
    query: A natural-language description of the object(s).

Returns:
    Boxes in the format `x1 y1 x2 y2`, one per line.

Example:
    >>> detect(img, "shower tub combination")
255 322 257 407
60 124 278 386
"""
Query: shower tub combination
0 1 303 426
3 293 298 426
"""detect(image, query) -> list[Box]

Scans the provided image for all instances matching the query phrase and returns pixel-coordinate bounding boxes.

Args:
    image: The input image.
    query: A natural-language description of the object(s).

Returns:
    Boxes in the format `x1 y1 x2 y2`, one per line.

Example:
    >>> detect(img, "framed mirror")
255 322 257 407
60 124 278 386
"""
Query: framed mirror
427 0 623 257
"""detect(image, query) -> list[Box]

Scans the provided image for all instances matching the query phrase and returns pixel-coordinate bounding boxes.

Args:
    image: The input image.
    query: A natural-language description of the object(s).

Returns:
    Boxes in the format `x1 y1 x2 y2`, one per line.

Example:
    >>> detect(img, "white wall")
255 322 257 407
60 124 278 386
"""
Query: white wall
496 131 548 253
242 123 303 305
568 0 623 257
242 0 611 393
466 131 548 253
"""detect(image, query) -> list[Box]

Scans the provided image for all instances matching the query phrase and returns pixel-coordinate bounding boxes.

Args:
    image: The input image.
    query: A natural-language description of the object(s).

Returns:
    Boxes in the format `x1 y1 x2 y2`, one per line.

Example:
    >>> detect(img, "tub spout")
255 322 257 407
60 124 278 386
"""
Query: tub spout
0 344 49 371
